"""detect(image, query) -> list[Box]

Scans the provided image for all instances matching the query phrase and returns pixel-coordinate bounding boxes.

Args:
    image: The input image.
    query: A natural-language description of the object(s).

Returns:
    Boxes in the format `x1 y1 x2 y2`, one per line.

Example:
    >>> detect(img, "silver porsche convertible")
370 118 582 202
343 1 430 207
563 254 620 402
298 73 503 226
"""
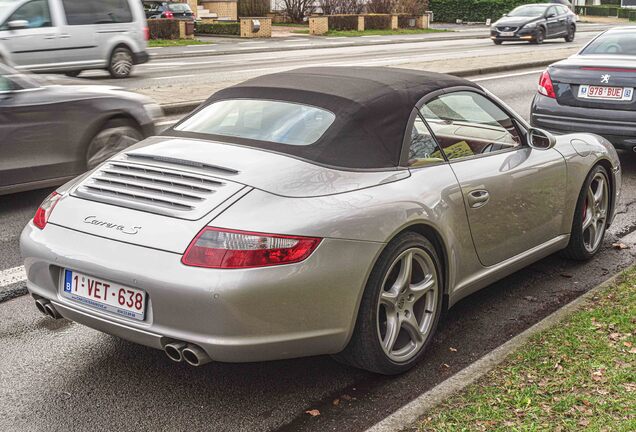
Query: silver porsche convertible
21 67 621 375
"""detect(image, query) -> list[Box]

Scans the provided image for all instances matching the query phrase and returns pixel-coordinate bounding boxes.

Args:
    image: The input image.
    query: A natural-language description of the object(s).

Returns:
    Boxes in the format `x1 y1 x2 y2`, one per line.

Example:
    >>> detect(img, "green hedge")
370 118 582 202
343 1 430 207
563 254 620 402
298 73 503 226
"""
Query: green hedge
601 0 621 5
329 15 359 30
195 21 240 35
147 18 180 40
430 0 535 23
364 14 391 30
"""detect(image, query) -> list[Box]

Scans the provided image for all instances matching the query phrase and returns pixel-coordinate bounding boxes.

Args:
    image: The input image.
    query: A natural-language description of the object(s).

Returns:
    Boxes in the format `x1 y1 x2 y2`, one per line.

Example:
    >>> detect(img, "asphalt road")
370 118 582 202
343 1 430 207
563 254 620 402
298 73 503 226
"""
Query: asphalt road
72 33 600 90
1 69 636 432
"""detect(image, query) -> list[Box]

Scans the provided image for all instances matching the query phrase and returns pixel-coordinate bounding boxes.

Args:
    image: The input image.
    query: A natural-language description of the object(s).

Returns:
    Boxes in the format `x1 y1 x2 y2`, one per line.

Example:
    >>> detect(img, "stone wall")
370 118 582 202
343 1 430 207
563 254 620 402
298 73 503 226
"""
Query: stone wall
240 17 272 38
201 1 238 20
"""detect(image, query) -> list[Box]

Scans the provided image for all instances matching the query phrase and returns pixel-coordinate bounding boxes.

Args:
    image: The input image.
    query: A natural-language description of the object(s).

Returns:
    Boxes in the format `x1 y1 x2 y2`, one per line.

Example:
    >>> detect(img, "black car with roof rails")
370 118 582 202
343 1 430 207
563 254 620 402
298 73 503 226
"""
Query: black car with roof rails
531 27 636 152
491 3 576 45
142 1 194 20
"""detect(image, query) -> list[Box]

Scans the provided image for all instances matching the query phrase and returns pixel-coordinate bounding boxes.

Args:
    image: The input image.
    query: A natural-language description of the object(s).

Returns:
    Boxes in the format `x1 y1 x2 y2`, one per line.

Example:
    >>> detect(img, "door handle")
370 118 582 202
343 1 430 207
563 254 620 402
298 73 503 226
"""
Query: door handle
58 34 71 38
43 35 57 39
467 189 490 209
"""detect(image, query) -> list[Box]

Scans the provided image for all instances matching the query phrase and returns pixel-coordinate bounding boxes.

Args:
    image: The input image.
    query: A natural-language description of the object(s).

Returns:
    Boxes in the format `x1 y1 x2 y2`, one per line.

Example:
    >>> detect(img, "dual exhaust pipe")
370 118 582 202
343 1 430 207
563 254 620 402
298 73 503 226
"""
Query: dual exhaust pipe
35 298 62 319
164 341 211 367
34 299 210 366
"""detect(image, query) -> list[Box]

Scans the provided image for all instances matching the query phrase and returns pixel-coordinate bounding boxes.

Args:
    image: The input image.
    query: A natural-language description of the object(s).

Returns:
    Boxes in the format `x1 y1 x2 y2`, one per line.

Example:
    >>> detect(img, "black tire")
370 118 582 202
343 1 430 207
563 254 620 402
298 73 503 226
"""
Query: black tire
85 119 143 170
532 27 545 44
64 70 81 78
561 164 611 261
493 40 503 45
108 47 134 79
333 232 444 375
565 25 575 42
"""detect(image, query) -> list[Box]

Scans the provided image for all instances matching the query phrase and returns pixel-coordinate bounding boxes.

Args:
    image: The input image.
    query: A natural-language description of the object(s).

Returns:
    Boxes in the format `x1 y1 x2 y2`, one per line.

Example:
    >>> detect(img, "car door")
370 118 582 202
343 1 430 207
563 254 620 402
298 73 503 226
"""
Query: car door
54 0 100 67
545 6 564 37
420 89 567 267
0 69 73 189
0 0 60 69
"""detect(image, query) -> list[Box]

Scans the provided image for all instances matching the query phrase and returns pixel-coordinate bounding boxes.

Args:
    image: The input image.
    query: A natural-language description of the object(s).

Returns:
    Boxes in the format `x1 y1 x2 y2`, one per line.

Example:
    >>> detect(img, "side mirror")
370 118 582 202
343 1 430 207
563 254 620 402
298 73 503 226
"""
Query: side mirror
546 12 556 18
8 20 29 30
528 128 556 150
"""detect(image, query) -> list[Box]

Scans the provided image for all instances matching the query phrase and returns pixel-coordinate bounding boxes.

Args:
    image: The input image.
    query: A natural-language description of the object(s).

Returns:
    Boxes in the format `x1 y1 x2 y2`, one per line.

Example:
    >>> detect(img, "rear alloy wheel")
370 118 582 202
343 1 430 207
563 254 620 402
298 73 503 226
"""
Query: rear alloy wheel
86 119 143 170
561 165 610 261
532 27 545 44
334 232 443 375
565 25 575 42
108 47 134 79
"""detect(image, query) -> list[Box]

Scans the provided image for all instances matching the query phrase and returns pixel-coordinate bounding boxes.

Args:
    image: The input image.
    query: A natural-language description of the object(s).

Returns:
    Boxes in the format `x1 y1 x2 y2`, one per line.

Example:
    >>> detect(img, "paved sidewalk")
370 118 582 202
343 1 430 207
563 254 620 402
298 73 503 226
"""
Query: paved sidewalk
148 22 616 60
139 45 582 111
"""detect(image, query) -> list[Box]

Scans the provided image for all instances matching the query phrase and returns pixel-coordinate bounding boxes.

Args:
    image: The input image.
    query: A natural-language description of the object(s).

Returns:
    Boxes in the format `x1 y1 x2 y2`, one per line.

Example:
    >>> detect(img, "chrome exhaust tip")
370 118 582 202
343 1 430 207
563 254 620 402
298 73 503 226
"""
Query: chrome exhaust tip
182 344 211 367
34 299 49 316
44 302 62 319
164 342 187 362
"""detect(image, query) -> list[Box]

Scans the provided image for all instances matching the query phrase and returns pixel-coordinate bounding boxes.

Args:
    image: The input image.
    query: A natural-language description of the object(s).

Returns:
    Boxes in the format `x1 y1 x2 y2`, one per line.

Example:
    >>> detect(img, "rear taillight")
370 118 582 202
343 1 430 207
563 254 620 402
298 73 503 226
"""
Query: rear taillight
538 69 556 99
164 11 174 18
33 192 61 230
182 227 322 269
143 26 150 41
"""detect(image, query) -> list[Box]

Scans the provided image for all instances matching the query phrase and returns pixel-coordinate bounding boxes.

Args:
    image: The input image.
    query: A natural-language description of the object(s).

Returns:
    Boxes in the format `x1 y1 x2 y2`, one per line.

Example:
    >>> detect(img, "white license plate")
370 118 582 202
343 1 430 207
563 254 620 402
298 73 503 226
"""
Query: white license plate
61 269 147 321
578 85 633 101
500 31 514 37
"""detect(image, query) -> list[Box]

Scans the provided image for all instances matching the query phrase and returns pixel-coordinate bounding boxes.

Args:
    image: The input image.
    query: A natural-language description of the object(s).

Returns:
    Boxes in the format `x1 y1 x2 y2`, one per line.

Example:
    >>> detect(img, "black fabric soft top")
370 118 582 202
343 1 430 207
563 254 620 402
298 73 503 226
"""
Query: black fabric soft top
174 67 479 169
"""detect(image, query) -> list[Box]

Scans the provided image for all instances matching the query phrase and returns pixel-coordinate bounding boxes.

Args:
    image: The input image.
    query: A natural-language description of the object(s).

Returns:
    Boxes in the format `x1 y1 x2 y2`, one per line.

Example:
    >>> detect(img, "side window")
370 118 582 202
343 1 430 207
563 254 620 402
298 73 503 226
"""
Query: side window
420 91 522 161
61 0 96 25
62 0 132 25
93 0 133 24
1 0 52 30
546 6 557 17
0 75 14 92
407 116 444 167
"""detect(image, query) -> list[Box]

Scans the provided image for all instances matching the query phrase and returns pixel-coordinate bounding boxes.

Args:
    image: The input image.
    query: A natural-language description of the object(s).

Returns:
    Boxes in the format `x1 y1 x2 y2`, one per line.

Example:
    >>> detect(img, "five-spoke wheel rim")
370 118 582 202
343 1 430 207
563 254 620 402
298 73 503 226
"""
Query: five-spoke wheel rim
87 126 141 169
111 51 133 77
376 248 438 363
582 172 609 253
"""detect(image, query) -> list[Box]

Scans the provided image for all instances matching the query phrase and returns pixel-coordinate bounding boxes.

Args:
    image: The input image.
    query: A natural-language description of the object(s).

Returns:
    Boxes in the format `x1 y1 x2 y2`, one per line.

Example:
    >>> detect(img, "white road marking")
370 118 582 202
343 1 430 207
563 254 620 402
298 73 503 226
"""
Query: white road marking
239 41 266 44
151 74 196 80
182 49 219 54
0 266 26 288
282 44 312 48
472 69 545 82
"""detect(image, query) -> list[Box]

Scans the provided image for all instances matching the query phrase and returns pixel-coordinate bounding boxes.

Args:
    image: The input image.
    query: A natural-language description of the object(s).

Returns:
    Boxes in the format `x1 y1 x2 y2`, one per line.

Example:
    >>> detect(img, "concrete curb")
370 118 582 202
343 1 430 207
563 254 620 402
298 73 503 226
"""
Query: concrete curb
365 272 626 432
149 27 606 60
156 59 558 115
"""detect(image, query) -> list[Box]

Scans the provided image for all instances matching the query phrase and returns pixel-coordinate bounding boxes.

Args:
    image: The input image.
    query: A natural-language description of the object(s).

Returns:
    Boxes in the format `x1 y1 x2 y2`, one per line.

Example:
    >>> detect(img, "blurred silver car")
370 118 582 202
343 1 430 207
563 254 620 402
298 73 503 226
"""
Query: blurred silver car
21 67 621 375
0 64 160 195
0 0 149 78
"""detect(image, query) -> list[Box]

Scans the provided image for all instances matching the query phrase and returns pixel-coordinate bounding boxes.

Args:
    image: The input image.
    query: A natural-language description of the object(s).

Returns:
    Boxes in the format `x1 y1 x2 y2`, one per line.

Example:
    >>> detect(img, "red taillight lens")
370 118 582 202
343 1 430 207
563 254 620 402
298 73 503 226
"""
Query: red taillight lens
164 11 174 18
33 192 61 230
182 227 322 269
538 69 556 99
143 26 150 41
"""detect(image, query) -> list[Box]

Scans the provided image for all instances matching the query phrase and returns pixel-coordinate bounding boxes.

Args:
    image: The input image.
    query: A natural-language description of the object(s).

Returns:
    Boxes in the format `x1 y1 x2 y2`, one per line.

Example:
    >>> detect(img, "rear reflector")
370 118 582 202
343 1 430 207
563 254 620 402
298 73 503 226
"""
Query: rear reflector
182 227 322 269
538 69 556 99
33 192 61 230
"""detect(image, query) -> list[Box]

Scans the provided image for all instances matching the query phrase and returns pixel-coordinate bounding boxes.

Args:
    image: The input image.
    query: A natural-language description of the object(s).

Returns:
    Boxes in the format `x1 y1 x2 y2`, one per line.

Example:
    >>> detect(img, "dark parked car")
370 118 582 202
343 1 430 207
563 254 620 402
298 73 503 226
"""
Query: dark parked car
491 3 576 45
531 27 636 152
142 1 194 20
0 65 161 195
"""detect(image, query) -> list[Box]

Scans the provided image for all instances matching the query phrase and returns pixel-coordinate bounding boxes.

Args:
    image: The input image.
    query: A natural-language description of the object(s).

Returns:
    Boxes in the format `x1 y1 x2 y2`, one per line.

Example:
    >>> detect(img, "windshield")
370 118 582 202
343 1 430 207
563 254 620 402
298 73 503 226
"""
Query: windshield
508 5 548 17
174 99 336 146
581 31 636 56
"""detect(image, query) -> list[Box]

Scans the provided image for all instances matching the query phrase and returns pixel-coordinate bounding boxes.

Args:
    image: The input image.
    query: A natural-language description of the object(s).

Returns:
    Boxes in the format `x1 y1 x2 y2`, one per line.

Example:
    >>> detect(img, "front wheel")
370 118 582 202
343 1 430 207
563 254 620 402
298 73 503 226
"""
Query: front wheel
333 232 443 375
532 27 545 44
561 165 611 261
108 47 134 79
86 119 143 170
565 25 575 42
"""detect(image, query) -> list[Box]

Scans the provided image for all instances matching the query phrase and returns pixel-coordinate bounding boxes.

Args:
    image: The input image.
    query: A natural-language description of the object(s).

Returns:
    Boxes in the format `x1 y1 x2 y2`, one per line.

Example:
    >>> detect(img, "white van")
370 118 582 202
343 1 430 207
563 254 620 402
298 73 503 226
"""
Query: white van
0 0 149 78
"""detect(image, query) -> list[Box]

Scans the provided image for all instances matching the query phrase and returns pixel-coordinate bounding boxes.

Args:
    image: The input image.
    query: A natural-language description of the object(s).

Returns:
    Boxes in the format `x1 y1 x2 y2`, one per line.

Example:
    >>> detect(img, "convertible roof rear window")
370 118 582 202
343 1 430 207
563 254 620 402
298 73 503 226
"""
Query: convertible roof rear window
166 67 478 169
174 99 335 146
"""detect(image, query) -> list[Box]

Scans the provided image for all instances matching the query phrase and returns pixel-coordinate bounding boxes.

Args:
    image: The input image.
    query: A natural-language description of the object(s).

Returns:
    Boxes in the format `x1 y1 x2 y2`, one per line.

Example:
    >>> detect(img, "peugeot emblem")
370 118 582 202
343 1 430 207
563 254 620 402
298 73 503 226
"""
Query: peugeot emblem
601 74 611 84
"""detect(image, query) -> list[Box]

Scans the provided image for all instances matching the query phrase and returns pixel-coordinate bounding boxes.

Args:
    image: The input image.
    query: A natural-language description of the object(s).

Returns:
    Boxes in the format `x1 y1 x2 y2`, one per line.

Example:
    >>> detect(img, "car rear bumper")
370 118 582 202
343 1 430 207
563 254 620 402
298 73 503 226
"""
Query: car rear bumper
531 94 636 151
20 222 382 362
133 51 150 65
